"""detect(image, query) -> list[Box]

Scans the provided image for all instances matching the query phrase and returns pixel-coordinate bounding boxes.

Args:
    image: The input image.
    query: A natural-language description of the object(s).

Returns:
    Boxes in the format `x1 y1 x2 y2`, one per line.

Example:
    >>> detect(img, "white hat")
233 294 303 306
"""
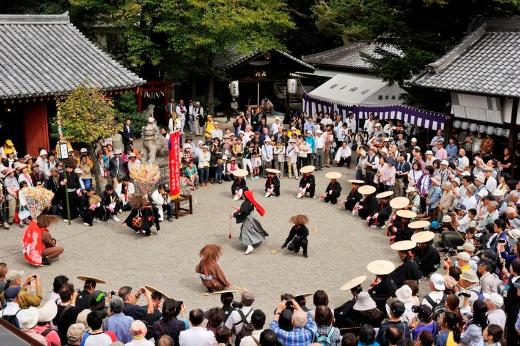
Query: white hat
425 150 433 155
17 306 39 329
411 231 435 243
315 129 323 134
395 285 413 304
477 189 489 198
508 229 520 241
300 165 315 174
396 210 417 219
457 252 471 262
493 190 505 197
460 270 479 283
457 242 475 252
430 273 446 291
80 148 88 153
266 168 281 174
483 292 504 308
408 220 431 229
340 275 367 291
38 300 58 322
39 149 48 156
348 179 365 184
147 116 155 123
440 160 449 166
390 240 417 251
475 174 486 184
114 149 122 155
232 169 248 178
390 197 409 209
325 172 342 180
358 185 377 195
406 186 416 193
74 168 83 174
442 215 452 223
264 138 271 142
410 138 417 142
376 191 394 199
353 292 377 311
367 260 395 275
5 269 25 282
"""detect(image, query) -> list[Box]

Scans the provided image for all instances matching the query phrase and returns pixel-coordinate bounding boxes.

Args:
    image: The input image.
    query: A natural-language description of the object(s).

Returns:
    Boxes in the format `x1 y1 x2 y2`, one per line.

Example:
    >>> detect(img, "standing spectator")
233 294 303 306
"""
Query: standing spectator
269 299 317 346
53 283 80 345
122 118 134 153
198 145 211 187
84 311 117 346
79 150 94 190
103 296 134 343
176 100 188 132
109 149 126 187
179 309 216 346
153 298 187 346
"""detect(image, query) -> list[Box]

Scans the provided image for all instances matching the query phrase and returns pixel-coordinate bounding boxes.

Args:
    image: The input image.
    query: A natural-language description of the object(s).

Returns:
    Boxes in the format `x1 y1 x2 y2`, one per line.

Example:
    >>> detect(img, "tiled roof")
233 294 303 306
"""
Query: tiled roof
413 27 520 97
214 49 314 71
302 43 402 70
0 13 144 100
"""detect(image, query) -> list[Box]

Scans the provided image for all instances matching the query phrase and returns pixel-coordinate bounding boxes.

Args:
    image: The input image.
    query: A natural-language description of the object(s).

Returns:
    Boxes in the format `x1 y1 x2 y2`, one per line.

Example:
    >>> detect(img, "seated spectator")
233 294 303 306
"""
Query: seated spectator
35 300 60 345
17 306 48 345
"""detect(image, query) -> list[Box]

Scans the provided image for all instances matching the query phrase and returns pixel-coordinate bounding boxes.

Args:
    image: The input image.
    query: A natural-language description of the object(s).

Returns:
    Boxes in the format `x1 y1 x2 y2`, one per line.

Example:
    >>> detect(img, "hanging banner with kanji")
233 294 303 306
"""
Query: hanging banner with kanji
169 130 181 200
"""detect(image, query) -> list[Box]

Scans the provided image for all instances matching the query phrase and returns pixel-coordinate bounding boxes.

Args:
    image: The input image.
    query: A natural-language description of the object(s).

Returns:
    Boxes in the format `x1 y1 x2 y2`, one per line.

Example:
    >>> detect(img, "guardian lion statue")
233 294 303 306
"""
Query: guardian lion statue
141 116 168 163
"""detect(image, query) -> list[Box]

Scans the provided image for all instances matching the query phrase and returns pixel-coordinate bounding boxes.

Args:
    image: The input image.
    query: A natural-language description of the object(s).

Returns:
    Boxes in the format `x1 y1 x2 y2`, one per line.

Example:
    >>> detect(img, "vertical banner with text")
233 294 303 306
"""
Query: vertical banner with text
169 130 181 200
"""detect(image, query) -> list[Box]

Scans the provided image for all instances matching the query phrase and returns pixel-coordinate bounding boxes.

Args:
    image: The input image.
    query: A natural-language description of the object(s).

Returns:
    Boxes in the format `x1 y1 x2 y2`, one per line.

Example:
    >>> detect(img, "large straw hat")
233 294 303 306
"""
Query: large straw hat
376 191 394 199
348 179 365 184
408 220 431 229
358 185 377 195
144 285 168 299
300 165 315 174
390 240 417 251
266 168 281 174
396 210 417 219
390 197 409 209
367 260 396 275
232 169 248 178
340 275 367 291
77 275 106 284
325 172 342 180
411 231 435 243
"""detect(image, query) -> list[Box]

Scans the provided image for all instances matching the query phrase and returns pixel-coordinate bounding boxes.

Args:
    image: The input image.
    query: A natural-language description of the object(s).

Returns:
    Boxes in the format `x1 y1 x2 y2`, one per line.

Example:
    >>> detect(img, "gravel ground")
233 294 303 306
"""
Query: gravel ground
0 165 399 314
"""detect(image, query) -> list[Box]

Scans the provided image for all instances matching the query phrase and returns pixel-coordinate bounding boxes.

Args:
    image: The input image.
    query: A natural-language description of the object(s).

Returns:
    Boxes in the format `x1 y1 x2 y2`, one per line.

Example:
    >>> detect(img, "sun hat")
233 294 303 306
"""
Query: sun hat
300 165 315 174
442 215 452 223
77 275 106 284
376 191 394 199
396 210 417 219
114 149 122 155
39 149 48 156
6 269 24 283
410 138 417 142
17 306 39 329
340 275 367 291
353 292 377 311
430 273 446 291
411 231 435 243
4 167 14 175
406 186 416 193
348 179 365 184
76 309 91 331
475 174 486 184
358 149 367 157
425 150 433 155
440 160 449 166
325 172 342 180
395 285 413 304
508 229 520 242
390 197 409 209
407 220 430 229
457 242 475 252
80 148 88 153
391 240 417 251
266 168 281 174
367 260 395 275
232 169 248 178
443 275 458 290
67 323 86 344
457 252 471 262
459 270 479 283
144 285 168 299
493 190 505 197
483 292 504 308
431 177 440 185
358 185 377 195
130 320 147 340
38 300 58 322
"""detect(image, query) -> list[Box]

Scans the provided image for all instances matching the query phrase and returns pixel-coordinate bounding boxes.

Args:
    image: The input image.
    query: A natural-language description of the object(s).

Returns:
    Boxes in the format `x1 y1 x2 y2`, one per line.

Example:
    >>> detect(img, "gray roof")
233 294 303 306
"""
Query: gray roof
214 49 314 71
302 43 402 71
0 13 144 100
413 25 520 97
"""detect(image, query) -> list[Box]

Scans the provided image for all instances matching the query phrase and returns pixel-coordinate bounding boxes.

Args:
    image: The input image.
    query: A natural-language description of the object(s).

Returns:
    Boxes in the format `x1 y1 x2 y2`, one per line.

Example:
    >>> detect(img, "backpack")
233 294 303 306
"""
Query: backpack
314 327 335 345
424 293 447 320
2 308 21 328
233 308 254 346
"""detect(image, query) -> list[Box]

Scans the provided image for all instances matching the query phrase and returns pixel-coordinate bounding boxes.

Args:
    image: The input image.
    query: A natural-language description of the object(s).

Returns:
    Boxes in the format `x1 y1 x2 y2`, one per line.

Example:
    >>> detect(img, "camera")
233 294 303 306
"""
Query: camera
110 291 116 296
458 292 471 298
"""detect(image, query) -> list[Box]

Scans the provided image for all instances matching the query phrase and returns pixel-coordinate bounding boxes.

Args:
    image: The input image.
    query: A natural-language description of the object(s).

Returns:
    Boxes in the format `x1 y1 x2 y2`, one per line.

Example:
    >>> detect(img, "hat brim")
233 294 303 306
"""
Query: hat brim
396 210 417 219
390 197 409 209
358 185 377 195
300 165 316 174
77 275 106 284
348 180 365 184
325 172 342 180
266 169 281 174
367 260 396 275
376 191 394 199
411 231 435 243
232 169 248 177
144 285 168 299
390 240 417 251
340 275 367 291
408 220 431 229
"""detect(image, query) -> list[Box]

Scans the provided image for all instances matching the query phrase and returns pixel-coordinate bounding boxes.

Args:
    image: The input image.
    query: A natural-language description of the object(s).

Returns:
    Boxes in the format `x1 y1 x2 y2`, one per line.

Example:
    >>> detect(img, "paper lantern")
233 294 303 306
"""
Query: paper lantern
469 123 478 132
453 120 461 129
228 80 239 97
287 79 297 95
494 128 503 136
503 129 510 137
486 126 494 135
478 125 486 133
461 122 470 130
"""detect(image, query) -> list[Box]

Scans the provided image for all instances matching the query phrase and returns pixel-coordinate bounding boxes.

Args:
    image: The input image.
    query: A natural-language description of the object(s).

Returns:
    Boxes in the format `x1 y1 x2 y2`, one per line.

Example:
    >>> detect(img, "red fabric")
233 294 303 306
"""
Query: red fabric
169 130 181 199
244 190 265 216
22 220 45 266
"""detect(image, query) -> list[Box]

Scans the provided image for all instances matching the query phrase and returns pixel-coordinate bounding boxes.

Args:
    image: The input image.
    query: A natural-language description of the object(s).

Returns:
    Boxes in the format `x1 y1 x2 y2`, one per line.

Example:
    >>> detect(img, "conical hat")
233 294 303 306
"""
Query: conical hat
376 191 393 199
77 275 106 284
144 285 168 299
396 210 417 219
358 185 376 195
390 240 417 251
411 231 435 243
325 172 342 180
348 179 365 184
367 260 395 275
340 275 367 291
408 220 431 229
390 197 409 209
300 165 315 174
232 169 248 177
266 168 281 174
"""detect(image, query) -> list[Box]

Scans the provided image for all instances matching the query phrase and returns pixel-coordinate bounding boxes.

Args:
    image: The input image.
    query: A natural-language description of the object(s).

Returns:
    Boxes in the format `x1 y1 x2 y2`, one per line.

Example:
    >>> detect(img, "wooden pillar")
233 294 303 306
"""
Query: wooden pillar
23 102 49 156
137 87 143 112
509 98 519 178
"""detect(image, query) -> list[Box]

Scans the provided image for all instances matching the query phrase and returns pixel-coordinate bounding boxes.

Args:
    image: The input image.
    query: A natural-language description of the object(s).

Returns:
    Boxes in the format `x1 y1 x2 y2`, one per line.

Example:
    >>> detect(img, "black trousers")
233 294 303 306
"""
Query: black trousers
336 156 352 168
324 194 339 204
288 237 308 255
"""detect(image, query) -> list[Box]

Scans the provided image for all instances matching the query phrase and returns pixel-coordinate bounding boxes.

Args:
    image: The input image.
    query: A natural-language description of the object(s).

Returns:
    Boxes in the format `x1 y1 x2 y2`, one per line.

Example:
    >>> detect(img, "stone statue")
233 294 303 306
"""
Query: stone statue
141 116 168 163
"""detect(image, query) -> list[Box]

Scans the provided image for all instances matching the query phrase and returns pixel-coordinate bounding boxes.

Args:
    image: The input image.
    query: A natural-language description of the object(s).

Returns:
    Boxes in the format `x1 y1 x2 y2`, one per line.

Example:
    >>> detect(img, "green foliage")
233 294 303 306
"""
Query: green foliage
57 86 121 145
114 92 147 138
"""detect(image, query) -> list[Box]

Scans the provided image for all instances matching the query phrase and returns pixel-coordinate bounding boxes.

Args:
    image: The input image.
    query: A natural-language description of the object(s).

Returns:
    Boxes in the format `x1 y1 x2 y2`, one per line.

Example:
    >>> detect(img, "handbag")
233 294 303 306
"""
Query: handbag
131 210 143 228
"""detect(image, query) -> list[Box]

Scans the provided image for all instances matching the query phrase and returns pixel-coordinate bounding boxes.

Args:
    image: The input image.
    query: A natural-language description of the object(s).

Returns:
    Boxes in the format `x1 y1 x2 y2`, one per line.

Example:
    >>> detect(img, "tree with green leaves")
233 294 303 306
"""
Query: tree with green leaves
57 86 120 147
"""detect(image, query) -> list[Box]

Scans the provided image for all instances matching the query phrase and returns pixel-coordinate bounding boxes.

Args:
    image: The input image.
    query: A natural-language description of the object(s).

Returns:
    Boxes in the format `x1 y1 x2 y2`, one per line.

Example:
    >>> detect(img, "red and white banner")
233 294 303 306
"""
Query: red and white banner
169 131 181 200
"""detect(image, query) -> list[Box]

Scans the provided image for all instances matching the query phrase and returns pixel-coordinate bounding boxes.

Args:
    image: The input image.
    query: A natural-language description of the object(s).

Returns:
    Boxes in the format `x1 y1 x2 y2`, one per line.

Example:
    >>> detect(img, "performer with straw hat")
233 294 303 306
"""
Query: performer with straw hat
344 180 364 211
389 210 417 242
367 260 397 312
411 231 440 277
231 169 248 200
366 191 393 228
264 168 281 198
322 172 342 204
389 240 423 287
334 275 367 329
297 165 316 199
231 190 268 255
355 185 378 219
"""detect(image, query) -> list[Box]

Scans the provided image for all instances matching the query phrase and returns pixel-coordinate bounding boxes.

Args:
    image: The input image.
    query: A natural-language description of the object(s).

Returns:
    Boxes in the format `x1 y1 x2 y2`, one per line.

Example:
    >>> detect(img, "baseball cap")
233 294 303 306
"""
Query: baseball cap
457 242 475 252
459 270 479 283
4 286 21 300
430 273 445 291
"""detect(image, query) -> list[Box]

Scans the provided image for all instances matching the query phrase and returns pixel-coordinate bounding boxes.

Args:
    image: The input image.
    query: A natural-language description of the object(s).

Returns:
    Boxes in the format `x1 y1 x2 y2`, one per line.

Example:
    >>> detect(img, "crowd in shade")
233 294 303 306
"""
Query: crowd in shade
0 103 519 346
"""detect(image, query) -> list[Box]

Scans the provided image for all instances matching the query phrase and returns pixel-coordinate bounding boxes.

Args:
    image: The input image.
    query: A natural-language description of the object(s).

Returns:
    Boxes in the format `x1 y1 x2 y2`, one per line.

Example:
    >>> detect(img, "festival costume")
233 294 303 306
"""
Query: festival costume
414 244 440 277
390 256 423 287
367 201 392 227
323 181 342 204
358 195 378 219
231 178 247 197
233 190 268 251
195 260 231 292
264 176 280 197
101 190 122 220
368 276 397 312
282 224 309 257
124 205 160 236
344 189 362 211
80 194 104 226
298 174 315 198
22 221 60 266
62 171 81 219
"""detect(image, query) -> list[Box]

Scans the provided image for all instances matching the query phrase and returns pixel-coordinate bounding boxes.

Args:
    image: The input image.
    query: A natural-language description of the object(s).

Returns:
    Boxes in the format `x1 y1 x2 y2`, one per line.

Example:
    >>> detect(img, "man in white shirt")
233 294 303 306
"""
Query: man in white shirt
314 130 326 170
483 293 506 329
320 113 333 126
345 113 356 134
225 291 256 344
363 114 375 135
421 273 446 309
484 166 497 194
458 148 470 169
179 309 216 346
270 117 282 136
334 142 352 168
211 122 224 140
175 99 188 133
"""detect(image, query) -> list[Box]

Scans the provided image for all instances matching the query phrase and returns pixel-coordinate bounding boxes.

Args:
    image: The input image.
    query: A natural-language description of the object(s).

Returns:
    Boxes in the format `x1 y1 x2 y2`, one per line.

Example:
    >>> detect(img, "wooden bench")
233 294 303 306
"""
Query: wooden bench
173 194 193 219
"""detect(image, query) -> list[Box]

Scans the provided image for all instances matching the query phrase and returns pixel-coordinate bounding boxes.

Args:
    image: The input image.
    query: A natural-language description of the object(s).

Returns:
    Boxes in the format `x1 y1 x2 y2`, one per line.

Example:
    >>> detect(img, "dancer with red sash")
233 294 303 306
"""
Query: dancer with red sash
23 215 64 266
231 189 268 255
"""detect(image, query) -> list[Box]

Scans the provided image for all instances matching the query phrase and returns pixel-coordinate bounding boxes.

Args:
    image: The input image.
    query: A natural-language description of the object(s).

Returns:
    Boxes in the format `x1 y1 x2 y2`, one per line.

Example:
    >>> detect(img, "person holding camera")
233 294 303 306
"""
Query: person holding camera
117 286 154 321
269 299 317 346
